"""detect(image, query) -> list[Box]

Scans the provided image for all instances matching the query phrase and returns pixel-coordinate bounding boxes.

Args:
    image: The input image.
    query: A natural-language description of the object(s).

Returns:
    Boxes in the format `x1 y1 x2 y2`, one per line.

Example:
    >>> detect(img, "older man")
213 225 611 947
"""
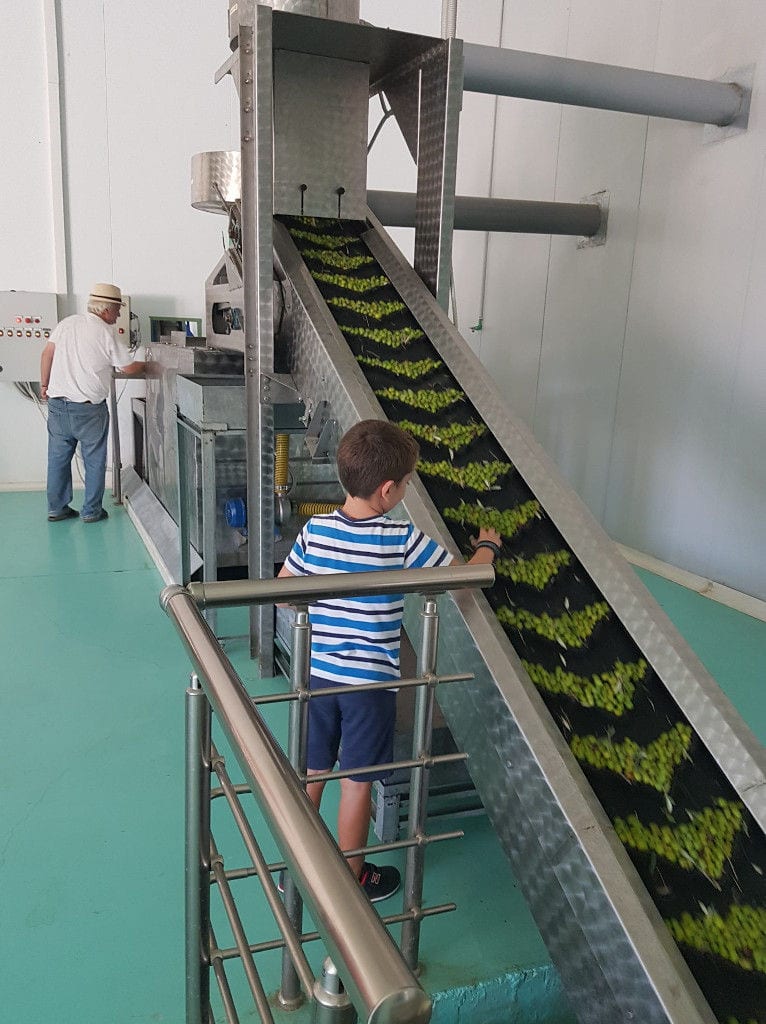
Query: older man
40 283 145 523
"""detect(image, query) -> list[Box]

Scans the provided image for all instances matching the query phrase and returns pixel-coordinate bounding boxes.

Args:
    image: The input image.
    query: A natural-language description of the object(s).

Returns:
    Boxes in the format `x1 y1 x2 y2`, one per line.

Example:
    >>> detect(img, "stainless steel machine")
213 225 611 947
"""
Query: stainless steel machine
127 4 764 1024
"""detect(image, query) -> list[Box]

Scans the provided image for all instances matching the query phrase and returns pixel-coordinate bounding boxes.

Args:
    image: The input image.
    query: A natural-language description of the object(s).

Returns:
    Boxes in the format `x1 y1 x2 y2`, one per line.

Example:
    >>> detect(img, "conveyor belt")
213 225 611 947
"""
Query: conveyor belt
273 213 765 1024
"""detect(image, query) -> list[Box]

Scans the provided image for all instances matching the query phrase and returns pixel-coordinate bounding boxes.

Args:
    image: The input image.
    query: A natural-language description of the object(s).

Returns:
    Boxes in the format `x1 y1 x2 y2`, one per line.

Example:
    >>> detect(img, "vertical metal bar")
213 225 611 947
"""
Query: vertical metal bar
239 1 276 674
109 374 122 504
280 607 311 1008
400 597 439 970
177 419 191 585
200 430 218 635
413 38 463 310
186 672 212 1024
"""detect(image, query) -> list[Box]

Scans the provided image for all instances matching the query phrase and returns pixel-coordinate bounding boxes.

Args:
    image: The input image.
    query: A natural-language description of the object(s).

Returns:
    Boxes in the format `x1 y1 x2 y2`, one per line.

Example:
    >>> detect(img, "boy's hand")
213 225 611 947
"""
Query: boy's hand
475 527 501 548
467 527 502 565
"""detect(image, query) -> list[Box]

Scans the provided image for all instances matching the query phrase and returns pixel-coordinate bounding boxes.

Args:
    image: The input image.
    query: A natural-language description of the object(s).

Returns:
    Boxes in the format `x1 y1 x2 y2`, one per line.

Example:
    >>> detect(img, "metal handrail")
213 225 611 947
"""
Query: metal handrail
161 562 494 1024
186 563 494 608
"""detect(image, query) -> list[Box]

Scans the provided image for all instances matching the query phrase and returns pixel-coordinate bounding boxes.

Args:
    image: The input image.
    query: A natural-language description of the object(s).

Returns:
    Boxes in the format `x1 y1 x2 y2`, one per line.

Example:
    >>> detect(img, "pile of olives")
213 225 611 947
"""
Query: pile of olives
290 228 357 249
496 550 572 590
666 904 766 974
613 798 744 880
443 499 542 537
375 386 465 412
496 601 611 649
399 419 487 451
314 271 389 293
357 355 442 379
521 658 647 716
342 325 425 348
570 722 692 792
417 458 512 490
328 296 406 319
302 248 373 270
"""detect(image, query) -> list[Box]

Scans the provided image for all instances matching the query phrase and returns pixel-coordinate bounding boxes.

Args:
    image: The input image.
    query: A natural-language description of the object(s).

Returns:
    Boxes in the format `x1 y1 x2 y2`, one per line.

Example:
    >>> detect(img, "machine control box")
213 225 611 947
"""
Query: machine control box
0 290 57 341
0 290 58 382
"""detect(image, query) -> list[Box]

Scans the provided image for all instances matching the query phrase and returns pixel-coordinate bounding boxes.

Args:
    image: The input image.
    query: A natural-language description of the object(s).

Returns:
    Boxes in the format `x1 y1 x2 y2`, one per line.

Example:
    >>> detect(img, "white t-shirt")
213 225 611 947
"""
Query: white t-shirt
48 312 134 403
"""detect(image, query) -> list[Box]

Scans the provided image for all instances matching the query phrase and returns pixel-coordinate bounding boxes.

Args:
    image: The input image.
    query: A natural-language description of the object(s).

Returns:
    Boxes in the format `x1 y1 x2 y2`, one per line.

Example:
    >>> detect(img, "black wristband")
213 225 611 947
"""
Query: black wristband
474 540 501 557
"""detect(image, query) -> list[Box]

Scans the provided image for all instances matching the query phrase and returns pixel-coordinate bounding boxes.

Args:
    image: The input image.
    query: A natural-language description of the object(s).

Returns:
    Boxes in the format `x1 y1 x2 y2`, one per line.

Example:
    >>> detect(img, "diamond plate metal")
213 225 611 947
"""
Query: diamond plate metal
273 218 741 1024
239 2 276 671
273 51 368 220
413 38 462 310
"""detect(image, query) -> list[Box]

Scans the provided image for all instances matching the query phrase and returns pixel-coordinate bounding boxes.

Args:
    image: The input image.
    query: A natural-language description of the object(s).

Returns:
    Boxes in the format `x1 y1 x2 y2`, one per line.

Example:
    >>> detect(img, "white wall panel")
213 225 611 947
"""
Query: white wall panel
1 6 54 291
473 0 569 424
605 1 766 598
713 158 766 597
0 7 54 486
534 0 660 519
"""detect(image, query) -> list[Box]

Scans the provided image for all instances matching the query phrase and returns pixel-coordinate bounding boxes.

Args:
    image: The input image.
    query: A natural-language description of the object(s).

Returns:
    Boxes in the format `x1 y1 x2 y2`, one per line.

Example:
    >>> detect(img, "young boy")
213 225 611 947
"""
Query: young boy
278 419 501 901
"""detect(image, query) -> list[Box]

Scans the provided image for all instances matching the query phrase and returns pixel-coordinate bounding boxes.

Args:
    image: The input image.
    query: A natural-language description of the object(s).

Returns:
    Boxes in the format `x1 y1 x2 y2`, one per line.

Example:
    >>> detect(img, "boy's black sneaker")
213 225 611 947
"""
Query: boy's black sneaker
360 862 400 903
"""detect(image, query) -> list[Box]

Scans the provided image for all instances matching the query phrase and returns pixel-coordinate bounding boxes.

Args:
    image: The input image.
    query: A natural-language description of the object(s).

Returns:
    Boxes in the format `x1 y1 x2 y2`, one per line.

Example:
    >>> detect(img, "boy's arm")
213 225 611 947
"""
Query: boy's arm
276 564 296 607
466 526 502 565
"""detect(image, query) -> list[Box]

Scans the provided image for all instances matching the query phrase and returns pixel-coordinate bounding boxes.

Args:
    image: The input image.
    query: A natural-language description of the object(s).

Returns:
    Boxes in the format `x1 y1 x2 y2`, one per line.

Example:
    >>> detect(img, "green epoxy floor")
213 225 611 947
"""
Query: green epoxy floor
2 489 764 1024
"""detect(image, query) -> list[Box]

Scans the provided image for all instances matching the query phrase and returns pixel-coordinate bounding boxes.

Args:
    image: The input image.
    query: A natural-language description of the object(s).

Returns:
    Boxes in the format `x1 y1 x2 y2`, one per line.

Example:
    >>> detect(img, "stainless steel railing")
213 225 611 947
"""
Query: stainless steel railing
161 563 494 1024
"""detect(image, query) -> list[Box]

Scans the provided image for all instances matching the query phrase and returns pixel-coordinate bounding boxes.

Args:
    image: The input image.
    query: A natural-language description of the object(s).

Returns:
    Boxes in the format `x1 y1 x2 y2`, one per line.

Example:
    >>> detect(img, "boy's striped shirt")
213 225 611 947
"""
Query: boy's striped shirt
284 510 452 685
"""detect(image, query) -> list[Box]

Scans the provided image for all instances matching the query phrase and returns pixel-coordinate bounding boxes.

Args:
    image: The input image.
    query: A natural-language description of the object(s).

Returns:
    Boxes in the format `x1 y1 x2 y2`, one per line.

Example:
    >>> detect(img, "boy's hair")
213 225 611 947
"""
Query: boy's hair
337 419 419 498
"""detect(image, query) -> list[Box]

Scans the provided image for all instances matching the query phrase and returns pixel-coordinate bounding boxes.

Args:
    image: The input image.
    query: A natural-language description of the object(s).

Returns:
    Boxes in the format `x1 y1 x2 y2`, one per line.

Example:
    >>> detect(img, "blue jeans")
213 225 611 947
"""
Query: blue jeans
47 398 109 518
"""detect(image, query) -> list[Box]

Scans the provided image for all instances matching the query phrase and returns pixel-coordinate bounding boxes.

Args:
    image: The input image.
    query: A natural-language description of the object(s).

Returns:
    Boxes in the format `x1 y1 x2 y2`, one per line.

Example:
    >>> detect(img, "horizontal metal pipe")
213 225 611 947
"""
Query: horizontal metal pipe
216 904 457 961
184 563 494 610
251 671 472 704
462 41 745 126
368 189 602 236
161 586 431 1024
303 751 467 785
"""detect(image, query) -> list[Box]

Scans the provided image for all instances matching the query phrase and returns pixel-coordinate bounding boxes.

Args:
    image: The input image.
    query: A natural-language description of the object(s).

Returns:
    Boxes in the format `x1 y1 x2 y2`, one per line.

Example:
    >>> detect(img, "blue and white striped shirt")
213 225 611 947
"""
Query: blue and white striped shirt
284 510 452 685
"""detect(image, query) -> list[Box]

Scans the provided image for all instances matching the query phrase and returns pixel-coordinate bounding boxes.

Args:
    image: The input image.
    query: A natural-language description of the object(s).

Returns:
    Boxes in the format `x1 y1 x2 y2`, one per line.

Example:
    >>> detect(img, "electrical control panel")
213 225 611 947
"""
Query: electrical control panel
0 291 58 382
0 290 57 342
115 296 132 346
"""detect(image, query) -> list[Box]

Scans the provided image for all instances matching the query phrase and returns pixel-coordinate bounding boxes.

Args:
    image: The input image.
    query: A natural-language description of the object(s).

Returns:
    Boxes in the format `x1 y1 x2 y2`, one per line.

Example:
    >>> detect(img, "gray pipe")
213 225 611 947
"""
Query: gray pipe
462 41 745 126
161 585 432 1024
368 190 602 237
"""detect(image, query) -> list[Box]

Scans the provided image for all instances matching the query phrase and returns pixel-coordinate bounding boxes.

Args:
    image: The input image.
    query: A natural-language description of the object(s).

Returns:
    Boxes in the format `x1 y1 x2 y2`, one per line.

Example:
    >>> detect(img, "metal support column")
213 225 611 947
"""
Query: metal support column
240 1 276 673
400 597 440 970
185 672 212 1024
280 607 311 1009
199 430 218 635
177 418 192 586
413 39 463 309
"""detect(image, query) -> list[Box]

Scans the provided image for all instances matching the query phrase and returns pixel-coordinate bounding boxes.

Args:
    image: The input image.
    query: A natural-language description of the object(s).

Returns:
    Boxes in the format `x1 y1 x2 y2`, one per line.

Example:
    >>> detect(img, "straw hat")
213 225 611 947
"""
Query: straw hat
89 283 124 306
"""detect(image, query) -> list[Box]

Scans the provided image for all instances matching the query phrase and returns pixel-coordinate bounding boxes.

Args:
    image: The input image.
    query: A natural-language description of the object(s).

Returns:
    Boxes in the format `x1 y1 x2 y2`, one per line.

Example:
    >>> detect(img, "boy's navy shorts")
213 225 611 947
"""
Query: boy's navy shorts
307 676 396 783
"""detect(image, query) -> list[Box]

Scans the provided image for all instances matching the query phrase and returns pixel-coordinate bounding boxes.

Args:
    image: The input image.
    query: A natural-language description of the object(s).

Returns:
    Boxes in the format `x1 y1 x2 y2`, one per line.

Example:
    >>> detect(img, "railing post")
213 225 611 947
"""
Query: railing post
185 672 212 1024
109 374 122 505
280 607 311 1009
312 957 357 1024
400 596 440 970
177 419 191 586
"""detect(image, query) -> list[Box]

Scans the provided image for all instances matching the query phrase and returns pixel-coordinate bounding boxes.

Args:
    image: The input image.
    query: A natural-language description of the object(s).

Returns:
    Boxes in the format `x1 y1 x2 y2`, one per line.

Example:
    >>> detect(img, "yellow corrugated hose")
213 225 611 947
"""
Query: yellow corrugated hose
274 434 290 495
295 502 344 517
